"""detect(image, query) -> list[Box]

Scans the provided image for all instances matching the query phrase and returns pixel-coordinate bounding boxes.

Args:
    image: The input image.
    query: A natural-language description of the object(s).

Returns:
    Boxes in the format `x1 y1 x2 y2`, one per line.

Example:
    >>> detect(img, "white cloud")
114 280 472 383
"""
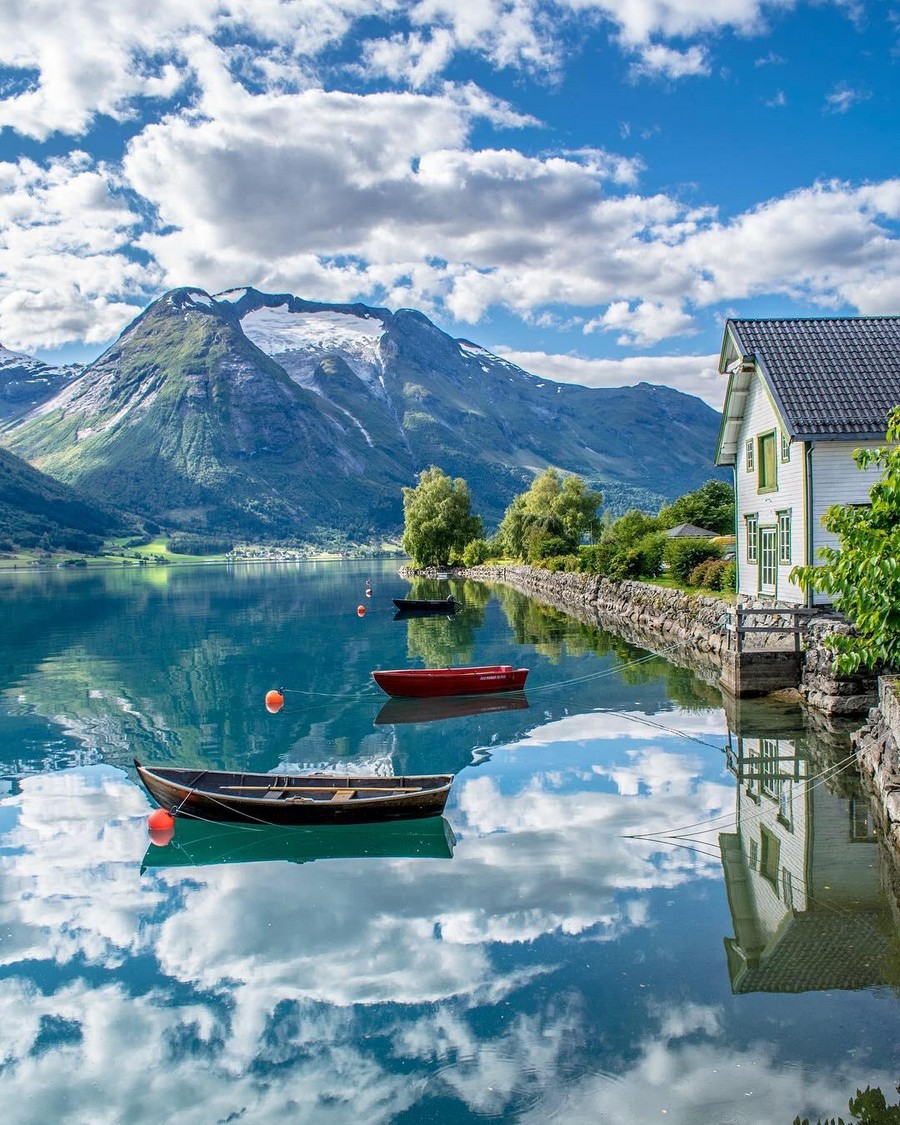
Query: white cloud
629 43 710 79
585 299 698 345
0 154 154 350
825 82 871 113
559 0 786 47
0 0 396 140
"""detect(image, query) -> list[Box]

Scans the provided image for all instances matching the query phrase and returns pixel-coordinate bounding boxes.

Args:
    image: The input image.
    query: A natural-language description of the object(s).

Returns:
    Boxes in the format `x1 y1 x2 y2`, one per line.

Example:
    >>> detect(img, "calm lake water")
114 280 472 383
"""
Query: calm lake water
1 559 899 1123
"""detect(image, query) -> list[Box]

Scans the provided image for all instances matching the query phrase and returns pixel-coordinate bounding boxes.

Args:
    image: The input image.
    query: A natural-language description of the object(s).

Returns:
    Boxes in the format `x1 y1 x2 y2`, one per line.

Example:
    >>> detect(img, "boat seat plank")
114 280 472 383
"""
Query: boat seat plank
331 789 357 802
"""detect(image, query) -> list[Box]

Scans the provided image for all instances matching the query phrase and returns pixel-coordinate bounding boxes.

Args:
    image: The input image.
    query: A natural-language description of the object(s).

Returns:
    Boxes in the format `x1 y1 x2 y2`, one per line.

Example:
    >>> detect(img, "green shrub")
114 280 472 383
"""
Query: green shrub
527 531 572 562
462 538 489 566
540 554 581 573
664 537 722 582
687 557 734 591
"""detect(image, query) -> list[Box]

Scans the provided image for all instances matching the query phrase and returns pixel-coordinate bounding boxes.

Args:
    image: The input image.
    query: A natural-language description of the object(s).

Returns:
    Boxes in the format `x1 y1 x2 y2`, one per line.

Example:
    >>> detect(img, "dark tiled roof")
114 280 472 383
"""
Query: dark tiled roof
732 911 888 994
728 317 900 438
665 522 717 537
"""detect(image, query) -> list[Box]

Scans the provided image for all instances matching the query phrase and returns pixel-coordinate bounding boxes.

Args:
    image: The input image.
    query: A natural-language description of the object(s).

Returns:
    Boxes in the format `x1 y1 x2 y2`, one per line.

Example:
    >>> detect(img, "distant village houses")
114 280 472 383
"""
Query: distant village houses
715 317 900 606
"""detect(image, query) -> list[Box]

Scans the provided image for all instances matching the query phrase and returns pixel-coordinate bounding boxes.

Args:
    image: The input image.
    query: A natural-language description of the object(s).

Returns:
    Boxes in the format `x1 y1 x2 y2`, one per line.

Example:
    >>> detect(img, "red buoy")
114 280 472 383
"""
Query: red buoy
149 826 175 847
148 807 175 832
265 689 285 713
357 605 367 617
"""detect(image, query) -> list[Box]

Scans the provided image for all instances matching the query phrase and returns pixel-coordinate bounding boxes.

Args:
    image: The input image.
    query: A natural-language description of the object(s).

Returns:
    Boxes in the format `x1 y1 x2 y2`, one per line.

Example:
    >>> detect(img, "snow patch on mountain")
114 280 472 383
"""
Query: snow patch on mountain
240 305 387 392
0 344 33 363
458 340 541 384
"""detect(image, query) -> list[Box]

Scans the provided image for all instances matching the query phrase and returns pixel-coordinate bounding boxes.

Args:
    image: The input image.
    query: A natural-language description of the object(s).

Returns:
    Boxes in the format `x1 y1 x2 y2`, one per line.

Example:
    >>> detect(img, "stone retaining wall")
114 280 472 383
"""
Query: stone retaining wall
852 678 900 920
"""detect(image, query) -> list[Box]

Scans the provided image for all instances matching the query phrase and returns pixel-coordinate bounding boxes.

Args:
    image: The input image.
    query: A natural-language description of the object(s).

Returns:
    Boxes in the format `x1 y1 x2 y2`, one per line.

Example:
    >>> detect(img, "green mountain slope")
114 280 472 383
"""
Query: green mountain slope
0 446 131 551
1 287 725 542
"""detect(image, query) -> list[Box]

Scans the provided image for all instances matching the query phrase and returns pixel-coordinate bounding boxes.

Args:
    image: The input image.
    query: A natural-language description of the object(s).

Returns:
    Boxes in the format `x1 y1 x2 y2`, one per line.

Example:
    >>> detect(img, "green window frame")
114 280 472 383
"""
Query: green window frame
758 431 777 492
745 440 755 472
777 510 791 564
780 430 791 462
745 513 758 564
760 825 780 887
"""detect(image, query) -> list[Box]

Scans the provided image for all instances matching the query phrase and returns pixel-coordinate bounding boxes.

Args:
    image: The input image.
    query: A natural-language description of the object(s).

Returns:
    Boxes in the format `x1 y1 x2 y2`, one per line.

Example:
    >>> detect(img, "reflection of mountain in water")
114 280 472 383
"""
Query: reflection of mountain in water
141 814 456 872
1 563 725 782
720 701 893 994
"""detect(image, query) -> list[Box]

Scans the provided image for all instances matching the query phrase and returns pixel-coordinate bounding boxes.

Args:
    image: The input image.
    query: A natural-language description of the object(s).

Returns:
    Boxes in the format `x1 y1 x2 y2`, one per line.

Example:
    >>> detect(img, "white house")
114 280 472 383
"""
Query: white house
715 317 900 605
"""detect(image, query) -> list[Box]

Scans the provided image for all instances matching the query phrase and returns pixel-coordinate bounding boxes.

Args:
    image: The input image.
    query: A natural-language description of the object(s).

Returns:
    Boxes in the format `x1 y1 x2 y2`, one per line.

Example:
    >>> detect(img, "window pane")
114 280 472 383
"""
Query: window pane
778 510 791 564
759 433 777 489
746 515 758 563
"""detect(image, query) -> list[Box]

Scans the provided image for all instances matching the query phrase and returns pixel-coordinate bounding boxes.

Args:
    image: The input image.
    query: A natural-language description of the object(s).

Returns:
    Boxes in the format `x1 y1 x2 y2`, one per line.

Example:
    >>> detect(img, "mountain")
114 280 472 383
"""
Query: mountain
0 344 82 423
0 288 724 544
0 445 133 553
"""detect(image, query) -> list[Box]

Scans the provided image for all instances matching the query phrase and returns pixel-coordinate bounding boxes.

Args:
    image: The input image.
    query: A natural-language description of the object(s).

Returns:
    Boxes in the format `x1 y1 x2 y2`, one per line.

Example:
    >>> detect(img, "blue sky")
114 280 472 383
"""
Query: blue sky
0 0 897 405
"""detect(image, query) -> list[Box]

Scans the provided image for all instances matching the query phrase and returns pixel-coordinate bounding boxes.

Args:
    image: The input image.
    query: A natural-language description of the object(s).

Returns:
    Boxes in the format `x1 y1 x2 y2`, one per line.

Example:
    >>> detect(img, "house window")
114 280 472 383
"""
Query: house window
758 431 777 491
759 528 777 592
745 514 758 563
777 510 792 564
760 738 780 800
781 431 791 462
782 867 794 908
745 440 755 472
760 826 780 887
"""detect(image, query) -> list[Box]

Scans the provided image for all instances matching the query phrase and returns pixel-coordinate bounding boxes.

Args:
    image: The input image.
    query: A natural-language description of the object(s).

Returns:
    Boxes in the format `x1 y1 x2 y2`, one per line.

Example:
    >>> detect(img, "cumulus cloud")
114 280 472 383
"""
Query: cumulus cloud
629 43 710 79
0 154 155 350
495 348 724 405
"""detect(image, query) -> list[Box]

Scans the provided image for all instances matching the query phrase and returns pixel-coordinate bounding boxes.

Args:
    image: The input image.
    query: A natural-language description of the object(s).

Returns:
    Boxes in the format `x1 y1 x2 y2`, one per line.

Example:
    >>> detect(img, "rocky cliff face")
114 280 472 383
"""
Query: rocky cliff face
1 288 725 543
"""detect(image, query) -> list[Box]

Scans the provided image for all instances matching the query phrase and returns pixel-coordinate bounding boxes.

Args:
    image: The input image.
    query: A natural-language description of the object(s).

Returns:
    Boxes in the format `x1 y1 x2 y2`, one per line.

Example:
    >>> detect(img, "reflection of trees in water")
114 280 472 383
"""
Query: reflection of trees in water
491 582 721 711
401 581 487 668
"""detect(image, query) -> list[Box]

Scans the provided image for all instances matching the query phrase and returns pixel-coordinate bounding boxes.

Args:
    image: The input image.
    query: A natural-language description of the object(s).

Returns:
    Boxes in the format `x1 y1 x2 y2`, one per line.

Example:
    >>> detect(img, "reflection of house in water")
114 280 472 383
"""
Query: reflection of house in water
719 703 888 994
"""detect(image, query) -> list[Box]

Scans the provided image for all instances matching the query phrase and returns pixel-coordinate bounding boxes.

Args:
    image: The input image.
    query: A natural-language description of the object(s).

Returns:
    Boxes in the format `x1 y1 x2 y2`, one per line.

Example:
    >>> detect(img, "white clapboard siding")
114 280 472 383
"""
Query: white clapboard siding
810 441 884 582
735 374 806 602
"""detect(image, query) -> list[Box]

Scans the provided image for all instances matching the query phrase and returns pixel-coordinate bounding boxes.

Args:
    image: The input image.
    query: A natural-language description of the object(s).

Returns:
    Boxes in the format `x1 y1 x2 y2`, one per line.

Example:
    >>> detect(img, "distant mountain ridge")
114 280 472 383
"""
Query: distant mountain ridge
1 288 725 545
0 344 82 423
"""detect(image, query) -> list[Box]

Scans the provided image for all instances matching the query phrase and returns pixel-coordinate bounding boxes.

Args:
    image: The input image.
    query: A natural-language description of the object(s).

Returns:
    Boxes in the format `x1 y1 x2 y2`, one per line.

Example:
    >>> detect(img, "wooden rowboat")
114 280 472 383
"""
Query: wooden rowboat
371 664 529 698
392 596 458 615
135 759 453 825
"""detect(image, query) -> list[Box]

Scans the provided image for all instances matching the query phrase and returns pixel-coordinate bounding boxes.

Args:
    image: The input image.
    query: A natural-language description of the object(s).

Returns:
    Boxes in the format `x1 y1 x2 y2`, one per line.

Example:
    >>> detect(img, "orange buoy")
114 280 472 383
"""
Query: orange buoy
357 605 367 617
265 689 285 714
149 826 175 847
148 807 175 832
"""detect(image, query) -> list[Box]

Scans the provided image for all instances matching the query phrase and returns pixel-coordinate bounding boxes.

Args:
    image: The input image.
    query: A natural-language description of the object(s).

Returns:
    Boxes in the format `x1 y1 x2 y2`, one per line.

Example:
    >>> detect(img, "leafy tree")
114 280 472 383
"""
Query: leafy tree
791 406 900 674
401 466 483 567
497 493 530 558
498 469 602 561
658 478 735 535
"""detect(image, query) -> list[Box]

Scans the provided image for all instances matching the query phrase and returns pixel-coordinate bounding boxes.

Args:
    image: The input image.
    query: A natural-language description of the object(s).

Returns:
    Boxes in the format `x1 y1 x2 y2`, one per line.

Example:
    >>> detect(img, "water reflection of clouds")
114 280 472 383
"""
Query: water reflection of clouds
503 706 728 750
0 764 874 1123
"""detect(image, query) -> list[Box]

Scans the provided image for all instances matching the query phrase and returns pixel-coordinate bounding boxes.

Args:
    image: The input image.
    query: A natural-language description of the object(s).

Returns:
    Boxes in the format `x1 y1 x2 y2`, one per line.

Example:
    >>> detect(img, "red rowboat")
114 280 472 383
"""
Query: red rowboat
372 664 529 698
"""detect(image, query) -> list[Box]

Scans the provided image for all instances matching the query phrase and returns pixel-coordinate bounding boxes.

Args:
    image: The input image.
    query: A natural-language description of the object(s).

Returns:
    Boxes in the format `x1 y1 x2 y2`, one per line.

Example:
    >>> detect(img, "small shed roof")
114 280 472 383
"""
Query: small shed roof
665 523 718 538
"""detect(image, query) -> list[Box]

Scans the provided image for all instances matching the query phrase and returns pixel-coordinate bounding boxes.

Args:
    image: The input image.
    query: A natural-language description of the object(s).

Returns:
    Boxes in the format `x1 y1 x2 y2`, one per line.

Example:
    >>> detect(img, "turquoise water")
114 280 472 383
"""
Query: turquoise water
0 560 898 1123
